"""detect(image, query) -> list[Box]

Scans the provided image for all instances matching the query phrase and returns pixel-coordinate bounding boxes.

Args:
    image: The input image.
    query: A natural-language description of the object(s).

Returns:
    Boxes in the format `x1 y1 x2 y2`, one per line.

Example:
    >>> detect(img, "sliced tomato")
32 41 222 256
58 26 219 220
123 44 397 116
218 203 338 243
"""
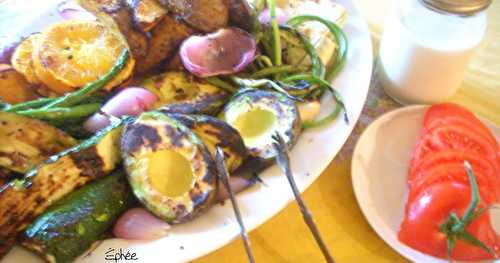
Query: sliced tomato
410 150 498 184
409 127 499 179
426 125 497 161
408 162 498 204
399 181 500 261
423 103 498 146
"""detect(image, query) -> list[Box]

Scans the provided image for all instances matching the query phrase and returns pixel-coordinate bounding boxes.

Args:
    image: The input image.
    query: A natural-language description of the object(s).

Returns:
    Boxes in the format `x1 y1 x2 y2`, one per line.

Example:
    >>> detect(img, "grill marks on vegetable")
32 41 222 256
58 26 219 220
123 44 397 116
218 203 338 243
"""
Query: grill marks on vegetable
121 123 162 153
121 112 218 223
0 112 76 174
0 125 122 256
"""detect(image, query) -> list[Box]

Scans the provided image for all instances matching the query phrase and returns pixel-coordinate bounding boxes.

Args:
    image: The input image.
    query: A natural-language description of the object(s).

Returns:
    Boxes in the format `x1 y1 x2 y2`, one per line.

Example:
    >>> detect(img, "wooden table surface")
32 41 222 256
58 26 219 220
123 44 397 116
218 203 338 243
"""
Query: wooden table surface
194 1 500 262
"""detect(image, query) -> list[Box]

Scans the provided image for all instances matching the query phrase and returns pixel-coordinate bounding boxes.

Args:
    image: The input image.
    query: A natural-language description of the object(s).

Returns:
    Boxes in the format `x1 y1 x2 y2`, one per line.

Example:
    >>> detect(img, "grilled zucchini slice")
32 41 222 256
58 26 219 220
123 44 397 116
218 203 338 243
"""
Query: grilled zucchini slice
0 119 127 254
0 112 76 173
22 171 133 263
143 71 228 115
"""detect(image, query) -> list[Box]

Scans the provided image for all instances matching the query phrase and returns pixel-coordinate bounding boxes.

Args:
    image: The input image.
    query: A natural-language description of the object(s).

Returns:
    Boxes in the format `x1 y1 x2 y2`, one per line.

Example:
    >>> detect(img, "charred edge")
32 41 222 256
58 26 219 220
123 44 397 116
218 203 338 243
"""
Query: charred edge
0 152 29 171
166 113 196 128
200 145 217 185
174 204 187 219
159 91 228 115
164 125 185 148
201 125 248 159
0 235 16 258
223 0 253 31
97 0 125 14
189 184 209 208
121 123 162 153
0 167 23 183
69 147 105 178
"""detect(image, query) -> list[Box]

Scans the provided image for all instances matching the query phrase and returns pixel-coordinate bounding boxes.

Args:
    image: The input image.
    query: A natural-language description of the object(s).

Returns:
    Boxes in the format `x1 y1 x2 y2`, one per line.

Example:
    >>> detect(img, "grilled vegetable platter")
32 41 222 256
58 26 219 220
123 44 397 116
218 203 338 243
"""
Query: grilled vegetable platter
0 0 374 261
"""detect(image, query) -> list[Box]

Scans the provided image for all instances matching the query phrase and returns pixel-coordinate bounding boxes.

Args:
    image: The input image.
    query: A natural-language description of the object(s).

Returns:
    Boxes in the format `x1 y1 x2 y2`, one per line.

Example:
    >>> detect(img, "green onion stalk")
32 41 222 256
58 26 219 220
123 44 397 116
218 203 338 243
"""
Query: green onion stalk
266 0 282 68
287 15 348 81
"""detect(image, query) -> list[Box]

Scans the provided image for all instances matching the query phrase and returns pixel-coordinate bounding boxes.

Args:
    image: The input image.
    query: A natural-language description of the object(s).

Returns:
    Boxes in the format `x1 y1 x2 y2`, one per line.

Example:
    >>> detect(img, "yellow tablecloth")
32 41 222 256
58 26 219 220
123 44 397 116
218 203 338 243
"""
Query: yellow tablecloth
195 1 499 262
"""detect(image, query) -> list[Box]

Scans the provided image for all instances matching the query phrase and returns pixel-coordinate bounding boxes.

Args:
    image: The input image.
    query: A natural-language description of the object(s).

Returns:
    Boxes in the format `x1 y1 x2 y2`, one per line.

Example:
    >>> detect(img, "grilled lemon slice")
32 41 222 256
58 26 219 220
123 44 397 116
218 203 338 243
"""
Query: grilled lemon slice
11 34 42 85
33 20 134 94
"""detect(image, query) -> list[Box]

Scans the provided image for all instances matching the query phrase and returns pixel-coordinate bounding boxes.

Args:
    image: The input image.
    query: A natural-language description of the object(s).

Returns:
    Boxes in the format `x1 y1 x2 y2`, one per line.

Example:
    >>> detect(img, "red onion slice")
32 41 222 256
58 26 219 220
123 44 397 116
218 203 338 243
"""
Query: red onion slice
180 27 256 78
218 176 255 201
113 208 170 240
84 87 158 133
57 1 96 21
258 7 287 26
0 39 21 64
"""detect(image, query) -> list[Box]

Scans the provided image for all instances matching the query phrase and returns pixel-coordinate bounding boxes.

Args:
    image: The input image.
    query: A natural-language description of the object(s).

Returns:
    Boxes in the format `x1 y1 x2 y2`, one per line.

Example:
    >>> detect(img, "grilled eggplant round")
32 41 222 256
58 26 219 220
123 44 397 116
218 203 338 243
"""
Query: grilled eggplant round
121 111 217 223
168 113 248 173
143 71 228 115
221 89 302 161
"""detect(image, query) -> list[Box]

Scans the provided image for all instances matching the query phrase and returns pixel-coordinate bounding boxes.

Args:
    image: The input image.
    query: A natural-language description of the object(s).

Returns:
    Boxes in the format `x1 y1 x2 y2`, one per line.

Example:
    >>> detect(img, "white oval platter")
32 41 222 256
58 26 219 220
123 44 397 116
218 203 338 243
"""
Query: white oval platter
0 0 373 261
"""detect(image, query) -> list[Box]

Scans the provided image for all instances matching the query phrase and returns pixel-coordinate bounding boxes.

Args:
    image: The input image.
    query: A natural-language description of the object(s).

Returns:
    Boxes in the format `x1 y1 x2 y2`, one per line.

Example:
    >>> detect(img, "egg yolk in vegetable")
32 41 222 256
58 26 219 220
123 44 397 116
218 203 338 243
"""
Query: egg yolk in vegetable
233 108 277 146
148 150 193 197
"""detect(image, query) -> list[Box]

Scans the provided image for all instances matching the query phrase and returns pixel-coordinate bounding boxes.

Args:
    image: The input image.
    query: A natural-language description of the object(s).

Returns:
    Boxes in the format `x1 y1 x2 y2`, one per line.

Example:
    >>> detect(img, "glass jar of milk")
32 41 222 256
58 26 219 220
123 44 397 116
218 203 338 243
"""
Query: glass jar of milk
379 0 491 104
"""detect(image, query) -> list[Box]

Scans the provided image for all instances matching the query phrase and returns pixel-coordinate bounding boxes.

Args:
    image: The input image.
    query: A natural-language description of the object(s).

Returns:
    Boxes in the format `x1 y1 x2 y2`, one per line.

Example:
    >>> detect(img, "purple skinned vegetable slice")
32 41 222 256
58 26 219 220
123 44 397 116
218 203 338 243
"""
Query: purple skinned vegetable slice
258 7 287 26
180 27 256 78
57 1 96 21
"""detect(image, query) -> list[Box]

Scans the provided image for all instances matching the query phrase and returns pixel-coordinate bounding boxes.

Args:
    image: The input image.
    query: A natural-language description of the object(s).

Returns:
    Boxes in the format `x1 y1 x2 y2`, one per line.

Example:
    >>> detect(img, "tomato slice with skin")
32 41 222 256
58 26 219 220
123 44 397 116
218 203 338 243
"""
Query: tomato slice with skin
424 103 498 146
426 125 498 162
414 103 500 171
410 150 498 185
409 128 499 180
408 162 498 205
399 181 500 261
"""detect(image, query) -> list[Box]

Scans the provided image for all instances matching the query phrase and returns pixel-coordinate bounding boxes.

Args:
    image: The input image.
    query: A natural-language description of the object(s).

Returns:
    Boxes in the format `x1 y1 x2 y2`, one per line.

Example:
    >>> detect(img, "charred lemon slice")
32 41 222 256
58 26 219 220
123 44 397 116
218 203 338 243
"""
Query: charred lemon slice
33 20 134 94
11 34 42 85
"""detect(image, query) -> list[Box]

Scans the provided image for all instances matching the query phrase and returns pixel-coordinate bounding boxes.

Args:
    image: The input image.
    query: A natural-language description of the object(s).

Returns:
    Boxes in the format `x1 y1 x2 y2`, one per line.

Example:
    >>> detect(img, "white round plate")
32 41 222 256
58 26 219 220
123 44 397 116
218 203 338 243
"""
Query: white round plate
352 105 500 263
0 0 373 262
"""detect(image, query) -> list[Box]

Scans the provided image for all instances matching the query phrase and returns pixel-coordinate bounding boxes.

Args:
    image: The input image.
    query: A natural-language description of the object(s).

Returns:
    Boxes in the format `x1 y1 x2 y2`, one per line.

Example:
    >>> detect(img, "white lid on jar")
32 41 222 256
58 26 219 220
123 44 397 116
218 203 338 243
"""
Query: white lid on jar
420 0 491 15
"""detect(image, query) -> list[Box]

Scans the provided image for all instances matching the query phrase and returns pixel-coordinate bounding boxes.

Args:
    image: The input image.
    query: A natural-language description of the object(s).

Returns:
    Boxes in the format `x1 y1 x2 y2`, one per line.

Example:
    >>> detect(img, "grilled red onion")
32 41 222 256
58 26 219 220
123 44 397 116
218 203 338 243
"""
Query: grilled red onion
0 39 20 64
218 176 255 201
113 208 170 240
57 1 96 21
258 7 287 26
179 27 256 78
84 87 158 133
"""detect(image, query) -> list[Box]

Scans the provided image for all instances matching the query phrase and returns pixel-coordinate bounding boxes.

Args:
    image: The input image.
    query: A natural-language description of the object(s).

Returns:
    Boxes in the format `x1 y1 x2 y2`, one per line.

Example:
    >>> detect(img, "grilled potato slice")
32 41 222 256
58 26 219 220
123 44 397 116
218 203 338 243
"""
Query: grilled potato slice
33 20 135 93
0 65 38 104
223 0 254 31
10 34 42 85
127 0 167 32
158 0 228 32
136 15 195 74
0 121 124 255
143 71 228 114
0 112 76 173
